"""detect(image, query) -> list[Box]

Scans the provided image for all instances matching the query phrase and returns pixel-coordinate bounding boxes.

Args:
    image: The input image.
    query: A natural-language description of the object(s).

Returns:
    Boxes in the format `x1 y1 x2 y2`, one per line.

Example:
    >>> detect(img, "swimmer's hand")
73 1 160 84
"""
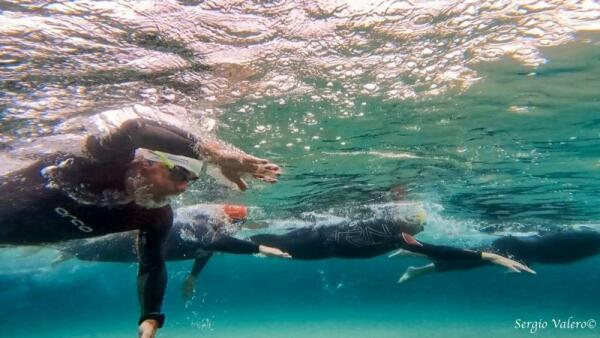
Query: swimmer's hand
138 319 159 338
182 275 197 301
482 252 536 274
258 245 292 259
204 142 281 190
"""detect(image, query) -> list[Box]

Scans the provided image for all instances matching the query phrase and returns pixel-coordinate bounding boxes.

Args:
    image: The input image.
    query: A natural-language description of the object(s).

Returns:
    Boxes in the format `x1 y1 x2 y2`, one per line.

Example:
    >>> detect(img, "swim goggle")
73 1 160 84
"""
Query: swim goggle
135 148 204 182
167 165 199 182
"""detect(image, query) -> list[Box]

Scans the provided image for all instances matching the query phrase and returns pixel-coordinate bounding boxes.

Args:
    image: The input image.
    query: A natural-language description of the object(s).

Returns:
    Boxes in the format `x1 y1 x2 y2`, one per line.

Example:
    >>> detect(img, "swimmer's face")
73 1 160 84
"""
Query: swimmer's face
392 207 427 235
141 161 191 197
401 220 425 235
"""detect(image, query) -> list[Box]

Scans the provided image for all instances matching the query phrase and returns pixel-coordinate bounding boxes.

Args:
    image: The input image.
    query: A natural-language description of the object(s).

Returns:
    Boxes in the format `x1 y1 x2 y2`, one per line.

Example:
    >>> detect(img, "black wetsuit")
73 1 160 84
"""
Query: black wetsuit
433 230 600 272
250 219 483 261
60 206 259 263
59 214 482 283
0 118 206 327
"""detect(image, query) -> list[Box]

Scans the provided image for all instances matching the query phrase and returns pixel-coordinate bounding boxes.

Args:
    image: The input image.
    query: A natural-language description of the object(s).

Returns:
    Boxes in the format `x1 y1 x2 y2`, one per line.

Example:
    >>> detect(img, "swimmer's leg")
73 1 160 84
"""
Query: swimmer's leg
183 253 213 301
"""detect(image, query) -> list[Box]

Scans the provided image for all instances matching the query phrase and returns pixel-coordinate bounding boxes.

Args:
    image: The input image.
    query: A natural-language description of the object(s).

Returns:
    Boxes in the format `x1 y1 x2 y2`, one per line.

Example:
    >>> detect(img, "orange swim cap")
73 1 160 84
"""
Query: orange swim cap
223 204 248 221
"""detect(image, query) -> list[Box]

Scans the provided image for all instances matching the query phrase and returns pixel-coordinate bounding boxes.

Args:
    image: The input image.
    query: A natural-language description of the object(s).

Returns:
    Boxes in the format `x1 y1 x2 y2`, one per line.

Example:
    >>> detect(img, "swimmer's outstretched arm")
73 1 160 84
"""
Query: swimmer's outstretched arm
137 224 170 338
181 236 291 300
203 234 292 258
399 233 535 274
86 118 281 190
180 234 264 301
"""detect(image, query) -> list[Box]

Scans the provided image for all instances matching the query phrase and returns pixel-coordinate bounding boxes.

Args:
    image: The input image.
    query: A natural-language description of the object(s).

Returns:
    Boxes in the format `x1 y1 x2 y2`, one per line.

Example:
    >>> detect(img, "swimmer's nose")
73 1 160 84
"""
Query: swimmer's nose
176 181 188 192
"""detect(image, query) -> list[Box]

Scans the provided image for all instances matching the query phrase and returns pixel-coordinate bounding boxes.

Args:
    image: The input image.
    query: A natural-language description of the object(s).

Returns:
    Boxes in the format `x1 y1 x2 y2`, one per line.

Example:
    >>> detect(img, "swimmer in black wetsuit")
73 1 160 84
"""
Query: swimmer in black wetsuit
55 204 290 300
209 203 531 275
54 202 533 302
249 219 535 274
0 114 282 338
396 230 600 283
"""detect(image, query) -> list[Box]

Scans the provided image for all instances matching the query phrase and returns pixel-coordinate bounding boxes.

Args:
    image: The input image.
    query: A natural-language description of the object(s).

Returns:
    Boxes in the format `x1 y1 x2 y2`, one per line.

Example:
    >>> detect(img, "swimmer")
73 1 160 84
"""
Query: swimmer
54 202 533 302
54 204 291 300
0 116 281 338
396 230 600 283
249 219 534 275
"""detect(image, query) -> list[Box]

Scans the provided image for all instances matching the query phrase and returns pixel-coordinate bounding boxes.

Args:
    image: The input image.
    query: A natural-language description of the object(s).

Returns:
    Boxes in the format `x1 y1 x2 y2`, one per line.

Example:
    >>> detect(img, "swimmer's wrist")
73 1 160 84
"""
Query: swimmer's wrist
141 319 159 328
197 140 219 160
139 313 165 328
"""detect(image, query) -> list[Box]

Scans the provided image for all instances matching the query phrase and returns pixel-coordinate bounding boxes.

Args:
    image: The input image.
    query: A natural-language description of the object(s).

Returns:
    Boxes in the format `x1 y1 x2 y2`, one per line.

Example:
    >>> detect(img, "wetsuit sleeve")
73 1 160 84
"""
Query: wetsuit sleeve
399 233 482 261
190 253 213 279
86 118 202 162
202 235 260 254
137 222 171 328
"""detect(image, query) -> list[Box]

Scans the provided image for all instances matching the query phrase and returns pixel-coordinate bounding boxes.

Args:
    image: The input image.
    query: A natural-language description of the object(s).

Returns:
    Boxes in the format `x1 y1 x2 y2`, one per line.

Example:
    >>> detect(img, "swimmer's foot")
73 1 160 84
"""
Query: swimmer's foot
398 263 435 283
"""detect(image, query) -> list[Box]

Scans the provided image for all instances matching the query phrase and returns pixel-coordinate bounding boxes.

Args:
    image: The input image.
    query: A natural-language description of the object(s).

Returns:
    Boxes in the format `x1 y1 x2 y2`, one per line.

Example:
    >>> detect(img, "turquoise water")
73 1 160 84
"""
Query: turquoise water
1 252 598 337
2 1 600 337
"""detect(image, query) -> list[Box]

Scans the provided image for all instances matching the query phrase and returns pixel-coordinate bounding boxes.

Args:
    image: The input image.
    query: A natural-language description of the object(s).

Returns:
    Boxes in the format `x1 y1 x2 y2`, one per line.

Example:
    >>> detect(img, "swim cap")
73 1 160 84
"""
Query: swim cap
223 204 248 221
134 148 205 178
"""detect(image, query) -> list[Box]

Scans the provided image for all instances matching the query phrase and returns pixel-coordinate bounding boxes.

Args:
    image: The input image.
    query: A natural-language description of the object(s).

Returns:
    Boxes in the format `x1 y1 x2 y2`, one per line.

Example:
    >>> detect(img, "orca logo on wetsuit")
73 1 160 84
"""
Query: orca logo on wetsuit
54 207 94 233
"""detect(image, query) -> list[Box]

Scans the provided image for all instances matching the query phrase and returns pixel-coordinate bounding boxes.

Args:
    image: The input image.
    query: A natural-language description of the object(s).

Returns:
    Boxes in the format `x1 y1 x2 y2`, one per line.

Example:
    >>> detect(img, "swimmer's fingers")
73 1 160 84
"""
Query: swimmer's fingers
232 176 248 191
221 168 248 191
241 153 280 170
252 162 282 183
215 147 281 187
252 162 281 175
483 252 535 275
505 260 535 274
512 262 536 274
506 266 522 273
214 148 275 173
239 153 269 164
253 174 278 183
238 154 281 184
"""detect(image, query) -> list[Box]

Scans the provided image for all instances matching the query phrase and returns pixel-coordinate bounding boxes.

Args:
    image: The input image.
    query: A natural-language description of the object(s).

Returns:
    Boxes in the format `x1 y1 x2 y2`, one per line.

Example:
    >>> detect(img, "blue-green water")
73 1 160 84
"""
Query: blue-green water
1 1 600 337
1 251 599 337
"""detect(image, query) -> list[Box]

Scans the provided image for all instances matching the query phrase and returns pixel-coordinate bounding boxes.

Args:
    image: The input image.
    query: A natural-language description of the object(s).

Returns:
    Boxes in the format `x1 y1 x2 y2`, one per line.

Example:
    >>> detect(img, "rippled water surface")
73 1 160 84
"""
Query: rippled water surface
1 1 600 337
1 0 600 224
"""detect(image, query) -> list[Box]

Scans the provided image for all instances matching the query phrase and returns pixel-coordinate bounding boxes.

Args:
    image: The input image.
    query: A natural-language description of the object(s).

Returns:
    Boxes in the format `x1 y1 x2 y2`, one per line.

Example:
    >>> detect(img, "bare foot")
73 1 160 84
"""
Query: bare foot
398 266 420 283
398 263 435 283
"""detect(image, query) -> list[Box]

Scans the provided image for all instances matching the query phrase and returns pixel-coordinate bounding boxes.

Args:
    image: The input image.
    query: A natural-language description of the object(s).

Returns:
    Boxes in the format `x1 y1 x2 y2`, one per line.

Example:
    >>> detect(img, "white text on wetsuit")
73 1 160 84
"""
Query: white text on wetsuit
54 207 94 233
